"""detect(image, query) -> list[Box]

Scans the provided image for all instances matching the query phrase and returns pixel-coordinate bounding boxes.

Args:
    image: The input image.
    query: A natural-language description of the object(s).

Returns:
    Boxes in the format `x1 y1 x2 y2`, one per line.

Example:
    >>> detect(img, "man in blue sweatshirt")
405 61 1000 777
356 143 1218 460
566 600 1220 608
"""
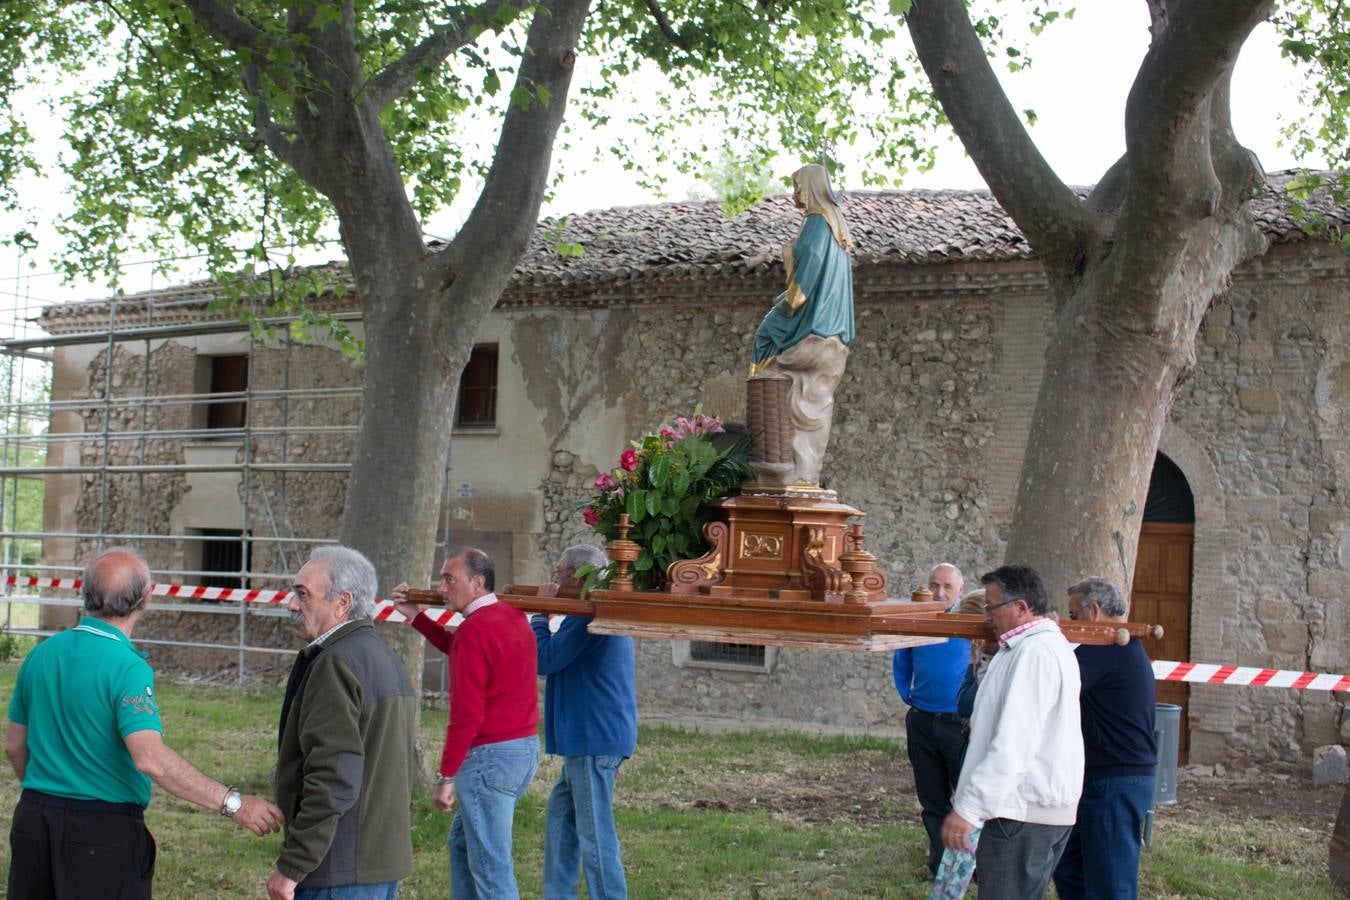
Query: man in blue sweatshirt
1053 577 1157 900
532 544 638 900
893 562 971 876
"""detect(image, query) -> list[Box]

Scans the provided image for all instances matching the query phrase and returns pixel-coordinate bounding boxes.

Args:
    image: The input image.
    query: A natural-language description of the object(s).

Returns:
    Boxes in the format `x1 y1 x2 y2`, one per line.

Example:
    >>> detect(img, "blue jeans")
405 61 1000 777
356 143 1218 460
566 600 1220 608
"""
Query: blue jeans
543 755 627 900
449 736 540 900
295 882 397 900
1053 773 1155 900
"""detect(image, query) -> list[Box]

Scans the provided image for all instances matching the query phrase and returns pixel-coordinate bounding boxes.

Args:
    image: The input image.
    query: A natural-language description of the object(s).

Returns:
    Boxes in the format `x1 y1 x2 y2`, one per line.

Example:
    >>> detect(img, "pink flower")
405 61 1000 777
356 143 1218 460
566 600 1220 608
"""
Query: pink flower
694 412 725 435
620 448 639 471
582 507 600 526
659 427 675 439
594 473 616 490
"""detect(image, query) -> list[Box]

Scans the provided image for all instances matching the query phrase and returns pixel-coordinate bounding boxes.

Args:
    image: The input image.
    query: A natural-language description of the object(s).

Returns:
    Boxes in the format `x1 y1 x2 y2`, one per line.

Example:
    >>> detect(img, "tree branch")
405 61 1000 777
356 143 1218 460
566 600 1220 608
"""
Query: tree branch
241 65 324 190
1122 0 1271 228
365 0 533 111
905 0 1091 276
181 0 263 52
422 0 591 315
643 0 692 51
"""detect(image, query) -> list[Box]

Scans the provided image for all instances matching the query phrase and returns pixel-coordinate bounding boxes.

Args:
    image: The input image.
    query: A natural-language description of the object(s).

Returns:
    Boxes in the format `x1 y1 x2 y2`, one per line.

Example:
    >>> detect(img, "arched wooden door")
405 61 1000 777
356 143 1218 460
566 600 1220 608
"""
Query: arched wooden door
1129 454 1194 762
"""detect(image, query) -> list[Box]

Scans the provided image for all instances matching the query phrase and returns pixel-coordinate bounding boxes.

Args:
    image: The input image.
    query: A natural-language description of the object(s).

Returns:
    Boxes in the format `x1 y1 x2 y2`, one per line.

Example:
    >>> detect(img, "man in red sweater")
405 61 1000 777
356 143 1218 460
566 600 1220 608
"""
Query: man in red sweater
392 548 539 899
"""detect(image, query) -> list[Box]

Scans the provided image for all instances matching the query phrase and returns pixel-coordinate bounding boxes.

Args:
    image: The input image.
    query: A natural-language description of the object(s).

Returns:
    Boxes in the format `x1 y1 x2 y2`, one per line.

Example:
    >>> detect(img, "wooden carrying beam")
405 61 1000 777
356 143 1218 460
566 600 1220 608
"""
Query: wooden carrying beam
402 587 1162 648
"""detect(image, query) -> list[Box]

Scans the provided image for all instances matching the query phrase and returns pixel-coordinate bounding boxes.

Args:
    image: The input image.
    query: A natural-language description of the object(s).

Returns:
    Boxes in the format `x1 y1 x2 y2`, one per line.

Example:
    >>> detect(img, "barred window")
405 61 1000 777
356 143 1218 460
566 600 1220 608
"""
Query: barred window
689 641 766 667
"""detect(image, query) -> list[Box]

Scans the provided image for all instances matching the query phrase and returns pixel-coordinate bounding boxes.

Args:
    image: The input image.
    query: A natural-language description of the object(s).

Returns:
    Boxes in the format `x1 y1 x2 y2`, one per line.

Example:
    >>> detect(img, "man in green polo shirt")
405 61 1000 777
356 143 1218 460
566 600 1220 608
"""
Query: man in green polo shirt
4 546 284 899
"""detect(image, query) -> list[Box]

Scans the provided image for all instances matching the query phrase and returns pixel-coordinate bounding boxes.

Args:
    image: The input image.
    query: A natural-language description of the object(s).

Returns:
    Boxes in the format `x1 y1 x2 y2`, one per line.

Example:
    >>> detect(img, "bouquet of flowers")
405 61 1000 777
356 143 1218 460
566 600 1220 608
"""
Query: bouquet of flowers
581 411 752 590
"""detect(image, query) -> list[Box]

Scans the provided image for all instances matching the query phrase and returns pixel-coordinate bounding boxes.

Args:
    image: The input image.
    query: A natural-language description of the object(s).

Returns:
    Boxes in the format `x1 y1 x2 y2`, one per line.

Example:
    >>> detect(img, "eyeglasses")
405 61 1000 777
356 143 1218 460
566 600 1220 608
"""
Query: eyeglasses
984 595 1023 613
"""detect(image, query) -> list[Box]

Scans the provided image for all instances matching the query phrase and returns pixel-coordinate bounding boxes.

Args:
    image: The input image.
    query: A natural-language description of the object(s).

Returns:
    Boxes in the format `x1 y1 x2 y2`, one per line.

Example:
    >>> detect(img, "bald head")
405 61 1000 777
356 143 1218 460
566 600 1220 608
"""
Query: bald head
928 563 964 608
82 547 151 619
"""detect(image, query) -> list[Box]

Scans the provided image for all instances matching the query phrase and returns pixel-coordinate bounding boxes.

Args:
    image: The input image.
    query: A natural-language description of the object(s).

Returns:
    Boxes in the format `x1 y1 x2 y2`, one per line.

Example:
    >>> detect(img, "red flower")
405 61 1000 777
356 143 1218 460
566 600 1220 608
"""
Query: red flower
620 448 639 472
582 507 600 526
594 473 616 490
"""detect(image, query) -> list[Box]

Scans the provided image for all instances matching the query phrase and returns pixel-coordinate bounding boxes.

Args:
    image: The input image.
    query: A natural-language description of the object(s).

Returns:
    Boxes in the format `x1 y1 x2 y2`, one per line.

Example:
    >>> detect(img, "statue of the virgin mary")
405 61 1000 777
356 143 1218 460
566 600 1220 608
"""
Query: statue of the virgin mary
747 164 854 490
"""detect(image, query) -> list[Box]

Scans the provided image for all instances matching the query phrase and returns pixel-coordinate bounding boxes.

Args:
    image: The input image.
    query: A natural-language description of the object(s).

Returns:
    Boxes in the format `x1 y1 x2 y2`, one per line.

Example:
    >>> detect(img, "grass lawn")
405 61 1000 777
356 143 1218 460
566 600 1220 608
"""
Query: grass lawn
0 662 1340 898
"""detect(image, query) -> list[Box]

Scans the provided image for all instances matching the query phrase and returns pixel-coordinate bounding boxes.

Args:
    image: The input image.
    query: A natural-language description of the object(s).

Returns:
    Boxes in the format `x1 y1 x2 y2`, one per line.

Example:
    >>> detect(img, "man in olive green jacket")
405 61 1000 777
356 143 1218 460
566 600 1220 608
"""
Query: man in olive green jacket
267 546 418 900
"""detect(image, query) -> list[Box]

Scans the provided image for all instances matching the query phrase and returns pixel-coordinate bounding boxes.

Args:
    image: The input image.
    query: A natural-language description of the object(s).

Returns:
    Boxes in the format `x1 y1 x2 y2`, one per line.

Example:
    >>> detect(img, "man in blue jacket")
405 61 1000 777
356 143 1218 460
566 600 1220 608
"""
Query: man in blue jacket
532 544 638 900
893 562 970 876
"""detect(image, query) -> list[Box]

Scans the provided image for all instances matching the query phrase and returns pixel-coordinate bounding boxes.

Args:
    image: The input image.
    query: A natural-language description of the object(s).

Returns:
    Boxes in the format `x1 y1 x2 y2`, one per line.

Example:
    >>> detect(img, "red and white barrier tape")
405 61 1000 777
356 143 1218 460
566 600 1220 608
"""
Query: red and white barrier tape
1153 660 1350 692
2 574 459 626
7 577 1347 686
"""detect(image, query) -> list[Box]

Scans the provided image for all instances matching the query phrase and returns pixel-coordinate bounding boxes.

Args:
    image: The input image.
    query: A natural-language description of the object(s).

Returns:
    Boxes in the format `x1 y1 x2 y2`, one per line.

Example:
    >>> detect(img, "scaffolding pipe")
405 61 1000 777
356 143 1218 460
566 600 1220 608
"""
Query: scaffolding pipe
1 308 362 351
0 529 334 545
0 462 352 475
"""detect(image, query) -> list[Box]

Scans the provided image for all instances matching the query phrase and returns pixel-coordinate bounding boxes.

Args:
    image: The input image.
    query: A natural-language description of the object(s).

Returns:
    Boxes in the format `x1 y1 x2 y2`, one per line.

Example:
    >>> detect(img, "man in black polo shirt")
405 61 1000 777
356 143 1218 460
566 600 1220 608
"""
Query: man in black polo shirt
1053 576 1158 900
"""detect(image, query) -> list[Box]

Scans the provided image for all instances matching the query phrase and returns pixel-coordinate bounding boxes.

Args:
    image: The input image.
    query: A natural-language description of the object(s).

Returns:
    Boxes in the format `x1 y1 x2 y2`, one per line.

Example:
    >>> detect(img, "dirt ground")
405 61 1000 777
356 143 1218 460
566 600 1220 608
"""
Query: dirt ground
652 745 1344 833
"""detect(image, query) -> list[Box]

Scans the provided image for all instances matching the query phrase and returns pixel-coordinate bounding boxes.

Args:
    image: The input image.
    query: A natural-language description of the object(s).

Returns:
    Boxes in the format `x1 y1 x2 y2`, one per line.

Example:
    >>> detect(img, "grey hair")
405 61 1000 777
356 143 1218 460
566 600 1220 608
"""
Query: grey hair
558 544 608 578
929 562 965 586
82 546 151 618
956 588 986 617
1068 576 1128 618
450 547 495 592
307 545 377 621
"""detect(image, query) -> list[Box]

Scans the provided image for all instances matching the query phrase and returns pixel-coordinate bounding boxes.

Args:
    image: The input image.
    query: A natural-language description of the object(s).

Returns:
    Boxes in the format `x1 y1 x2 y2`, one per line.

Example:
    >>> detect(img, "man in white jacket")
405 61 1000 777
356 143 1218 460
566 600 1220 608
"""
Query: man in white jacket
940 564 1084 899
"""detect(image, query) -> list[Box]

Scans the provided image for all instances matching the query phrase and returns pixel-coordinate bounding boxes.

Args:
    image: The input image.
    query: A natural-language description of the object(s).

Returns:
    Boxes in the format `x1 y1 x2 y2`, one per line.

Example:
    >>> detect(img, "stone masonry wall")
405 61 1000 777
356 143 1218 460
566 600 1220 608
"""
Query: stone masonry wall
1171 243 1350 762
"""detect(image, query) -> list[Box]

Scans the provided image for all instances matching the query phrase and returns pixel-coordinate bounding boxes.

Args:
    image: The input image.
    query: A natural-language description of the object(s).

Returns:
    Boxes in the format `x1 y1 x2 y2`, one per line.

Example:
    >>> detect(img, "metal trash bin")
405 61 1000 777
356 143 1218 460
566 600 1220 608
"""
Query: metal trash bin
1144 702 1182 846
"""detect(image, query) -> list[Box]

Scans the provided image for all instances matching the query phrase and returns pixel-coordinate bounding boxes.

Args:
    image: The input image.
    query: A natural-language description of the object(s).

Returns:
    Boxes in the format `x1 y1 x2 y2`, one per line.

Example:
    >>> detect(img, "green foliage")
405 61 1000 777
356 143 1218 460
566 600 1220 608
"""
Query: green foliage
1275 0 1350 175
689 152 782 218
1274 1 1350 235
581 411 752 590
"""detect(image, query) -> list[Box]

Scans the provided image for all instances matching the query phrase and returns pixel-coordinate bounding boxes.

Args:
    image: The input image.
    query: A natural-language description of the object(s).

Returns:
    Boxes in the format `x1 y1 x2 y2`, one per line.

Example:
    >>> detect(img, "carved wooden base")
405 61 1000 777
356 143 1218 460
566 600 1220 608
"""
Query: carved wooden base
667 494 888 602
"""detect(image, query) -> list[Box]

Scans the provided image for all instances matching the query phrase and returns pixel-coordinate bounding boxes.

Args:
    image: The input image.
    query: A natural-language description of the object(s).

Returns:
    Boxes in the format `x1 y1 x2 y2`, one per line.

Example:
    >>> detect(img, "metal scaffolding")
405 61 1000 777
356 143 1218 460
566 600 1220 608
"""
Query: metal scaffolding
0 254 457 685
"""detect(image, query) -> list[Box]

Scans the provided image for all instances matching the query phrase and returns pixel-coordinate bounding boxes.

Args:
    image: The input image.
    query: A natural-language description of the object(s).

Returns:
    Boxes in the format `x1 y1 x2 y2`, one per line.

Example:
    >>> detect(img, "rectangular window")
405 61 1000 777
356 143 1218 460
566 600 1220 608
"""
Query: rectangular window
206 355 248 431
689 641 767 666
672 640 777 673
454 344 498 428
197 529 249 589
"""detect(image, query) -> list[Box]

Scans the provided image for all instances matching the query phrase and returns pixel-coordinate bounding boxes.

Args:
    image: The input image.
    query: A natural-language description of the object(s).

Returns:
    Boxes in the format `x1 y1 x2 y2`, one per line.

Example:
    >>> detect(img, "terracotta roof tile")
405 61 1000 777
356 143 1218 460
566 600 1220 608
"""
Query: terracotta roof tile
34 171 1346 330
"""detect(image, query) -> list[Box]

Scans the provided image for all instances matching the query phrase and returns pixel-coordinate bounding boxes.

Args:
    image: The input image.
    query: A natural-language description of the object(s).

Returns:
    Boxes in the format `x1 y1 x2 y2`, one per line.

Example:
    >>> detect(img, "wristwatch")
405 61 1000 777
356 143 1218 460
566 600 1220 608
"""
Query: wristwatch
435 774 455 785
220 787 243 817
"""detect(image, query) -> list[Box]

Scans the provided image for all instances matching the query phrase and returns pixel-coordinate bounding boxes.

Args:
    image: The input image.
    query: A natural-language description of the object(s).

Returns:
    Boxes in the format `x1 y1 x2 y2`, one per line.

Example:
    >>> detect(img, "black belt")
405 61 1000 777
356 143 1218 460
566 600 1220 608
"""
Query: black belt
21 788 145 818
911 708 963 721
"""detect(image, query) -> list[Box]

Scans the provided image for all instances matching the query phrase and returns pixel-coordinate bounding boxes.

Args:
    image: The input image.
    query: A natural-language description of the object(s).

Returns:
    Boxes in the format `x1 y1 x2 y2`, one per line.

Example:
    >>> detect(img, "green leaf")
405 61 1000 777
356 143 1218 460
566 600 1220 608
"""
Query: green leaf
626 488 646 524
645 490 660 517
888 0 911 16
650 453 671 488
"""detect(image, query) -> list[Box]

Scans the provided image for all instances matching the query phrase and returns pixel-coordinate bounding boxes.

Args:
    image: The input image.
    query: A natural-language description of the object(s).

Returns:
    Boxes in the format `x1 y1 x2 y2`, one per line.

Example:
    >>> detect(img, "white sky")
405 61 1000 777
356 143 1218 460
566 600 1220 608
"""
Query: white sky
0 6 1321 323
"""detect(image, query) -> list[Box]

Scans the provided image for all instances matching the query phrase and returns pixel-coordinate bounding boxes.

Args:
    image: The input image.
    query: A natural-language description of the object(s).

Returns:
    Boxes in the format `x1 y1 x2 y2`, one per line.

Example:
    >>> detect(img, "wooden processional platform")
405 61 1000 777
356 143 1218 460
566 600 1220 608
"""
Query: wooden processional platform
425 492 1164 651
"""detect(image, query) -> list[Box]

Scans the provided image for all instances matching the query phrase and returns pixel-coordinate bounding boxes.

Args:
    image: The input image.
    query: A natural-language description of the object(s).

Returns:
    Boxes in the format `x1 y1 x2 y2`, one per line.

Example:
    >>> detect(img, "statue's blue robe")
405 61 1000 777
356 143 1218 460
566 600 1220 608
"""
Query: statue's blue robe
752 212 854 366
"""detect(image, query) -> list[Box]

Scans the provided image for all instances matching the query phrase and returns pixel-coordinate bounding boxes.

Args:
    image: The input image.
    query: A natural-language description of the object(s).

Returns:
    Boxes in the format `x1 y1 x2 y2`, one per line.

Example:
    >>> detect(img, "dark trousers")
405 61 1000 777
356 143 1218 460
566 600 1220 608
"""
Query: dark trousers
7 789 156 900
906 706 968 874
1053 774 1155 900
975 818 1071 900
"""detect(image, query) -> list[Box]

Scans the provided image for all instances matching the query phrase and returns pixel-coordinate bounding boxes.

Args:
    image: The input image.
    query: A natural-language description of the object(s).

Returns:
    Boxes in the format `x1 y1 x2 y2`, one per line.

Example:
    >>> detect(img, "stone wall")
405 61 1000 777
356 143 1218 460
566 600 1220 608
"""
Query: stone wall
1170 242 1350 763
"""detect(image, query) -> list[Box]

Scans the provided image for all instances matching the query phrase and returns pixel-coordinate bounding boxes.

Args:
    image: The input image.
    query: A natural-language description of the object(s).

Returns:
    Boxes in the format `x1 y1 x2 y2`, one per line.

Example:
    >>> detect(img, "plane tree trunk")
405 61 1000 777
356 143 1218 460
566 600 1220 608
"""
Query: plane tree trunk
907 0 1272 597
185 0 591 692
